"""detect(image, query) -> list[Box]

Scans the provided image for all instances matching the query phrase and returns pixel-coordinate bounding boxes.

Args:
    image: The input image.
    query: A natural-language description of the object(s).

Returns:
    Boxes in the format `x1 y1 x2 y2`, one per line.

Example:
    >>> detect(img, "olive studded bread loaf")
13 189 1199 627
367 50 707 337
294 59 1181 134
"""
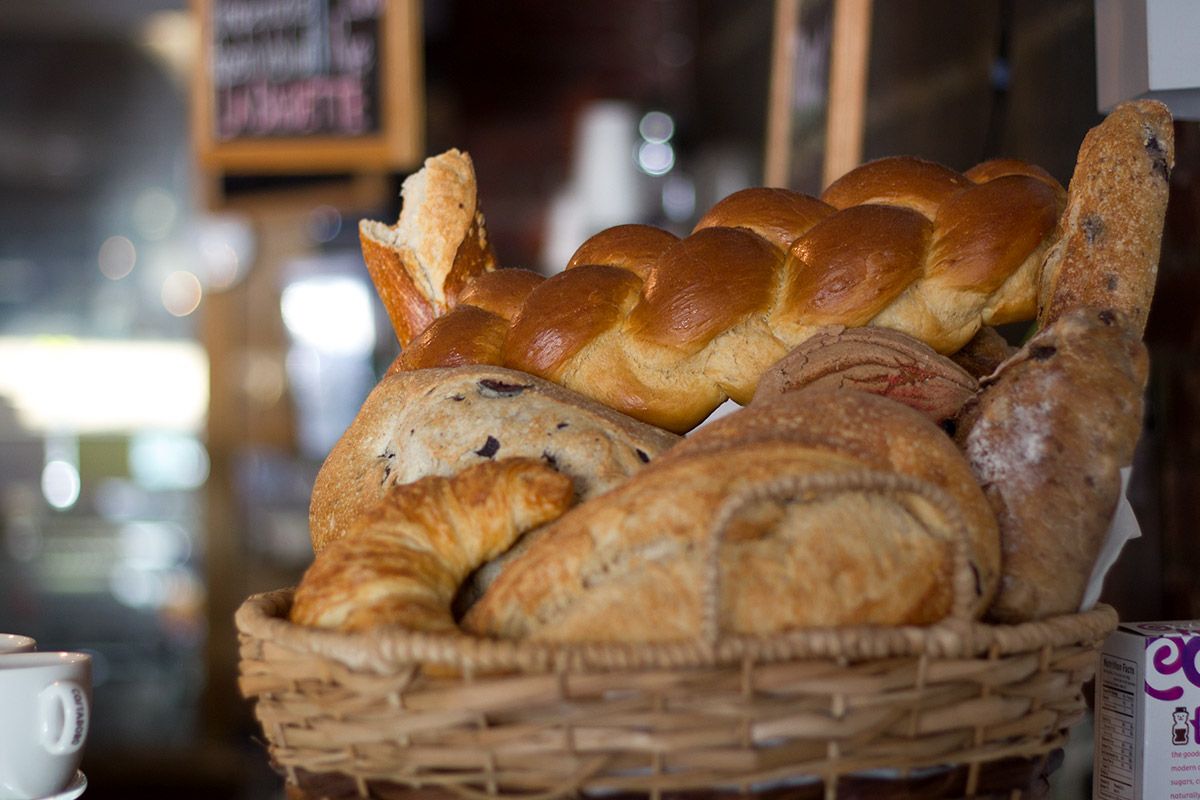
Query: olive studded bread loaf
308 366 680 554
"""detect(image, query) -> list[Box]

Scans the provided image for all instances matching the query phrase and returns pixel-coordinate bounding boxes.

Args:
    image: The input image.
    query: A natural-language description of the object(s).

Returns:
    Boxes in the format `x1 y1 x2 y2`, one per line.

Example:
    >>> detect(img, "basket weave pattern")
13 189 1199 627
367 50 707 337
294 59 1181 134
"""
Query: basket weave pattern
239 594 1114 800
237 472 1118 799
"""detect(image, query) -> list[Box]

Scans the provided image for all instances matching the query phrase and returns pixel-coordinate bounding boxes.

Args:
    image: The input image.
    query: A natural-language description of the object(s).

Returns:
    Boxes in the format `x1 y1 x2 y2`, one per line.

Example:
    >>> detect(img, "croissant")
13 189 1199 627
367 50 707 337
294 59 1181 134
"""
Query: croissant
290 458 574 634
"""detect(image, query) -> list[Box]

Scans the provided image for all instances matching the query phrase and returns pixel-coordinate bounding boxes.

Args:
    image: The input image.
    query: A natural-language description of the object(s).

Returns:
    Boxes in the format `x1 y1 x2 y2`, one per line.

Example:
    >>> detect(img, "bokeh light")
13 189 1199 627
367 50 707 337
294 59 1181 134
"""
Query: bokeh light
132 187 177 241
41 460 81 510
637 140 675 176
638 110 675 144
161 270 203 316
98 235 137 280
280 276 374 355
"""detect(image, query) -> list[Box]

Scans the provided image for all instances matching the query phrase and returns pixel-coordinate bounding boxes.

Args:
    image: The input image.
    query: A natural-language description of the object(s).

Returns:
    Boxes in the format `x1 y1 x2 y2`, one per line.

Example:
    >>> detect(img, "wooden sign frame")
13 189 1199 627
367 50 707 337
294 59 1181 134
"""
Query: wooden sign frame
191 0 424 174
764 0 873 189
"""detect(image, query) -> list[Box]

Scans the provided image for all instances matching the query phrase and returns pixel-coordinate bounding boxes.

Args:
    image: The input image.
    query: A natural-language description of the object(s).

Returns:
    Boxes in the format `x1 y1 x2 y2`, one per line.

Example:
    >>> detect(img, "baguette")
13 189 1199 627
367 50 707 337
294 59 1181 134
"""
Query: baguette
359 149 498 347
1038 100 1174 334
956 308 1148 622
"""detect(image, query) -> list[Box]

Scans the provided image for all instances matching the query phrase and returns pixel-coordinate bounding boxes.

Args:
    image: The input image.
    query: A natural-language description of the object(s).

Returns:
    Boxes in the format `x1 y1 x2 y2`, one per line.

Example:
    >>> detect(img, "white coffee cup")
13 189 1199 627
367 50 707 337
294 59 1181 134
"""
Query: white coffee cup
0 652 91 800
0 635 36 655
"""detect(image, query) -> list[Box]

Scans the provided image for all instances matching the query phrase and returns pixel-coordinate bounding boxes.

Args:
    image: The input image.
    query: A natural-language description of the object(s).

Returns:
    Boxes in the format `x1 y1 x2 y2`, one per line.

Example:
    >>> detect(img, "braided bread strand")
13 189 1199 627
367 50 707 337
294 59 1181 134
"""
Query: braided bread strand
394 156 1062 432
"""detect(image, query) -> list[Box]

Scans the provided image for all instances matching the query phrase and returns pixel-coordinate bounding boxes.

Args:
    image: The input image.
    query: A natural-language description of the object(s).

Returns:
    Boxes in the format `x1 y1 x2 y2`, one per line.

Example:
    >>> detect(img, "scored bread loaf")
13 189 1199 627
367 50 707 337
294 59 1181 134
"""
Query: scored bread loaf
388 157 1063 432
464 390 999 641
359 149 498 347
751 325 979 424
662 387 1000 612
956 308 1149 623
1038 100 1174 335
308 365 680 554
291 458 573 634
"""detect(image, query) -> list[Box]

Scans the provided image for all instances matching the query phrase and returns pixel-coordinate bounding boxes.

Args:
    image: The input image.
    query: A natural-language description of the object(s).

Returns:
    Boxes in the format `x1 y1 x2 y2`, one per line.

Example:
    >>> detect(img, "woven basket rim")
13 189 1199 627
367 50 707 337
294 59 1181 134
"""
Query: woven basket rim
236 588 1118 676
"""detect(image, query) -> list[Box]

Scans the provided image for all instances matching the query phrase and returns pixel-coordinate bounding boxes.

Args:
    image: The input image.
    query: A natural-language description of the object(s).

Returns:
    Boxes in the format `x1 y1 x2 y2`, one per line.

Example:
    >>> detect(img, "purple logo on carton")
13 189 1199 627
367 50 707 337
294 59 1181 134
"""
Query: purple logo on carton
1144 636 1200 701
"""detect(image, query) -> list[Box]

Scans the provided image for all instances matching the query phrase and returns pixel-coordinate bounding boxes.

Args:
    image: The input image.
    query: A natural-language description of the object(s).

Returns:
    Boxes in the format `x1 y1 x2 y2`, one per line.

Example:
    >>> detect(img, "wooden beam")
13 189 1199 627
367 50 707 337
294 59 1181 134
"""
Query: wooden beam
823 0 873 188
765 0 801 187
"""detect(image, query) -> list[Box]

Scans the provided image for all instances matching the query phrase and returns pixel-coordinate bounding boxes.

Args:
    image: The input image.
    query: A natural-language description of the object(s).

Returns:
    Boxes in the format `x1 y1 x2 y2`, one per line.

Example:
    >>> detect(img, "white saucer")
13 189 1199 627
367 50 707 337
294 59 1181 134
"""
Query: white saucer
30 771 86 800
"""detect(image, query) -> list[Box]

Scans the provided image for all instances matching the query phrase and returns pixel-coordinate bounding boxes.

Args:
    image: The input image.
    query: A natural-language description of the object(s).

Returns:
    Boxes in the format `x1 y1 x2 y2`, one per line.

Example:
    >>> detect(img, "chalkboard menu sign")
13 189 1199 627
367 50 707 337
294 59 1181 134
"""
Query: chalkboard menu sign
192 0 423 173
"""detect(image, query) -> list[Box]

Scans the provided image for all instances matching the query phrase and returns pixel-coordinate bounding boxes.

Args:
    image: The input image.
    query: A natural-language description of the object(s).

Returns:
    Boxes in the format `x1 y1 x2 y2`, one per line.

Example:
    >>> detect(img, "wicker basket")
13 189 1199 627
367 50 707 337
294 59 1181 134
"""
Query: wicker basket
236 472 1118 800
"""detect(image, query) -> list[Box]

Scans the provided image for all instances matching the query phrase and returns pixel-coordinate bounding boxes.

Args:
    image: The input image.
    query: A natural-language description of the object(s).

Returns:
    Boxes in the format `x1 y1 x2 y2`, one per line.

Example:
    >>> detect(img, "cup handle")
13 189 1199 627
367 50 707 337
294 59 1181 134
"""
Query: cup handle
37 681 89 755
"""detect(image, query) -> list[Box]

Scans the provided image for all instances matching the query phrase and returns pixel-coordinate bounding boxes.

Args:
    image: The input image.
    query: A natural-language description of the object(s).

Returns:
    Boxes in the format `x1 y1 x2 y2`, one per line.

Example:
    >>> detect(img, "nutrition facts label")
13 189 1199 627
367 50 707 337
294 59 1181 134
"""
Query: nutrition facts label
1097 654 1138 800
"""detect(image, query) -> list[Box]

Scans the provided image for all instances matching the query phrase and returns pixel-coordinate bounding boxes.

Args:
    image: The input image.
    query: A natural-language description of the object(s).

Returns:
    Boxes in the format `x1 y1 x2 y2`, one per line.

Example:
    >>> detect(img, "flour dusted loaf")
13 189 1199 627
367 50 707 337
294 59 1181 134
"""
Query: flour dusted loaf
957 308 1148 623
464 390 999 641
308 365 680 553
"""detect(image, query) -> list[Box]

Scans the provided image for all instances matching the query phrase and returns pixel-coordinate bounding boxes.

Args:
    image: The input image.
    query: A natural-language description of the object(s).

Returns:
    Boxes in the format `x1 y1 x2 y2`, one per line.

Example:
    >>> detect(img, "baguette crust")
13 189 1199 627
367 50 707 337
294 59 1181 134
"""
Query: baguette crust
360 149 498 346
1038 100 1174 334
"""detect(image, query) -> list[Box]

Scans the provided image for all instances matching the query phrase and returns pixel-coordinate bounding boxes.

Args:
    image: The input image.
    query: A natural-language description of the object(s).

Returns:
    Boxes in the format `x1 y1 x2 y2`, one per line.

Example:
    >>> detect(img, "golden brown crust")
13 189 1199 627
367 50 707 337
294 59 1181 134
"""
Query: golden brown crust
456 268 545 322
782 205 930 329
667 389 1000 614
956 308 1149 622
821 156 971 218
465 390 997 641
358 230 437 346
308 365 680 553
964 159 1066 203
927 176 1061 296
504 265 645 378
392 306 509 373
291 458 573 634
566 224 679 282
626 227 783 355
692 187 834 252
359 150 498 347
1038 100 1174 334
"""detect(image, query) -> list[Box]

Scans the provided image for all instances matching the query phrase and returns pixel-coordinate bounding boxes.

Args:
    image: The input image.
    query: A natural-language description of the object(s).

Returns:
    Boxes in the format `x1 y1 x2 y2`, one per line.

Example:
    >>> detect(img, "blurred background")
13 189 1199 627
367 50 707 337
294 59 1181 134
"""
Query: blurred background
0 1 1195 798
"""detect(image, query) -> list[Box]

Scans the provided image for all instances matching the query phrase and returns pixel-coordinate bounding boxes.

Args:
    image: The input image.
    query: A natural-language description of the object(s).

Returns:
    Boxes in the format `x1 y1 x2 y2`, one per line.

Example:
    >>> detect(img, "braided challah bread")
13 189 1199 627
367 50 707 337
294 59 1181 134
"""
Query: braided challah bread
362 102 1169 433
385 159 1062 432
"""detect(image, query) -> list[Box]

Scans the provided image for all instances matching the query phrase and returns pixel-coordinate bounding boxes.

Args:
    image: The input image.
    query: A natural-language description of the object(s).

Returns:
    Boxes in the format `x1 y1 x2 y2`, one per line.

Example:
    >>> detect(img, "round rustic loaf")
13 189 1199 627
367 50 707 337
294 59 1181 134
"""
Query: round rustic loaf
464 389 1000 640
308 365 680 553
